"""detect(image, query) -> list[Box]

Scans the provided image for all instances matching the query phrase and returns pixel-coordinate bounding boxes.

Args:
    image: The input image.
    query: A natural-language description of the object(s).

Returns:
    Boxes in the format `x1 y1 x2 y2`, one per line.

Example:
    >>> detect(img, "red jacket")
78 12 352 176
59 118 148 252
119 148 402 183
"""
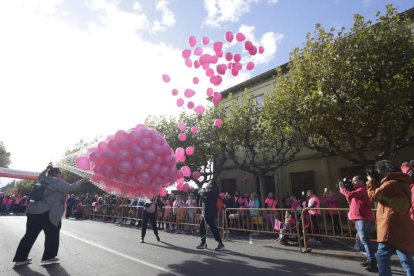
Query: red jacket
340 185 372 221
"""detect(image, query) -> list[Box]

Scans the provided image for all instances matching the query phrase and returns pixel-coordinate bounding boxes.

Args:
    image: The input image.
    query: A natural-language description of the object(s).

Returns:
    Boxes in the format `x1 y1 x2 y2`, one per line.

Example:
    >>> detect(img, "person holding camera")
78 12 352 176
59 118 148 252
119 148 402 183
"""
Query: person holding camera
196 181 224 251
13 164 88 267
367 160 414 276
339 175 377 272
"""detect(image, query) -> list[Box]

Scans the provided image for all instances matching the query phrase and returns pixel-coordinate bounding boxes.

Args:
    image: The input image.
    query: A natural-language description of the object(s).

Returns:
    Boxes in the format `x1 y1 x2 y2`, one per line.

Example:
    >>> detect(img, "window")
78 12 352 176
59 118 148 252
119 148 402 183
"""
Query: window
253 94 264 106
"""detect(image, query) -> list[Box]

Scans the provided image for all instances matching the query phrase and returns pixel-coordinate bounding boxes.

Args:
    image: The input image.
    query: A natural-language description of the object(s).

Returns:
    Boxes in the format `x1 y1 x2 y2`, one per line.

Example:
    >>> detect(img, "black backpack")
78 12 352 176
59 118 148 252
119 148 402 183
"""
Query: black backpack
29 181 48 203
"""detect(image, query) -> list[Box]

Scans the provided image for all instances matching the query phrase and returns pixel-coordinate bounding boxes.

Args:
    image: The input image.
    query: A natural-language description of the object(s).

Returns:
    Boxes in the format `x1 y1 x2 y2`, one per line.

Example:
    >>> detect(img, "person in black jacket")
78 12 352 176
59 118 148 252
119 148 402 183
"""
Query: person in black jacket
140 195 163 243
196 181 224 251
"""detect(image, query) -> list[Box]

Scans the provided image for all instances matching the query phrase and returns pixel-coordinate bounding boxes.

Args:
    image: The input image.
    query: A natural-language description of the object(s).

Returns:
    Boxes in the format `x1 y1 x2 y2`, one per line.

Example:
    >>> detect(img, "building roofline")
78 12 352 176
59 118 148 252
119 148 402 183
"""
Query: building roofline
220 6 414 98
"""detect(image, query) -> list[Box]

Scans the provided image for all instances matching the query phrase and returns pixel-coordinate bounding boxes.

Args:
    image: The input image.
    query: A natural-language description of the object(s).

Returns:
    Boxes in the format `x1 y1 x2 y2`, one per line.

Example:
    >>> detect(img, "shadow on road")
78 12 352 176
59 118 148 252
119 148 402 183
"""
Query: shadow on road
12 263 71 276
150 240 367 276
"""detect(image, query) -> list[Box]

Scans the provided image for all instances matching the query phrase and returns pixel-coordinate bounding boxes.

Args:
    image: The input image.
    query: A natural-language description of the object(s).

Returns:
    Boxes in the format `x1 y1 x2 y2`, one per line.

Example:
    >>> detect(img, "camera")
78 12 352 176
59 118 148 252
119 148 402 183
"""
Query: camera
339 178 354 191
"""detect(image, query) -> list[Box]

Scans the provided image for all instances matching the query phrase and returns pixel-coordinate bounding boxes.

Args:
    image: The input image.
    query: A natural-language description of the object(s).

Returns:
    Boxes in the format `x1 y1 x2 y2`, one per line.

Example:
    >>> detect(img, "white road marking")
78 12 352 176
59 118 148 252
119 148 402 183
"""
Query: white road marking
249 233 253 245
61 230 185 276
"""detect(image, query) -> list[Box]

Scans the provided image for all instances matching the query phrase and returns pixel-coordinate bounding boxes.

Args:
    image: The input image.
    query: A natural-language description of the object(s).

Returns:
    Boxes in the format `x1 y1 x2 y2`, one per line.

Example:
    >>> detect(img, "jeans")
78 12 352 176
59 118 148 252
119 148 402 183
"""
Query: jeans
354 219 375 262
376 242 414 276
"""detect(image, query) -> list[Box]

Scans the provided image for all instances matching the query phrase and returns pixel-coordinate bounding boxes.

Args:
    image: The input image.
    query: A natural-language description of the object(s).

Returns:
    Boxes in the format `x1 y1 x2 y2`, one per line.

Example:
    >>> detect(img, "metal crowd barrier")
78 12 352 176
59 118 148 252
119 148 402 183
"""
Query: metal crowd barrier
80 205 381 253
300 207 378 253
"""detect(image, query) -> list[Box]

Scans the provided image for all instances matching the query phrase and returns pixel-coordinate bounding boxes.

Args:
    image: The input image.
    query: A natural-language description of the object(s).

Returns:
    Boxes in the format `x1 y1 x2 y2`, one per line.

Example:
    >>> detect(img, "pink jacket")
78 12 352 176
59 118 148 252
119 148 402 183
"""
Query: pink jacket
340 185 372 221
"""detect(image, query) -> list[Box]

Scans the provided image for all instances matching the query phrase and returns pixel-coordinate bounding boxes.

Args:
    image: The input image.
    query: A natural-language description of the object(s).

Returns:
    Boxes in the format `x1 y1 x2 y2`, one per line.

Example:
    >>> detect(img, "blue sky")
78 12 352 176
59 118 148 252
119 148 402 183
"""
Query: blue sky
0 0 412 186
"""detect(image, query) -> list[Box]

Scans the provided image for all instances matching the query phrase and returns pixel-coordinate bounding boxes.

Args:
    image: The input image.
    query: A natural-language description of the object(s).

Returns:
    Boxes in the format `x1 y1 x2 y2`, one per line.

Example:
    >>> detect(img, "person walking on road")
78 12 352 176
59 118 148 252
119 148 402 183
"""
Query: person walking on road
141 195 163 243
196 181 224 251
13 164 88 267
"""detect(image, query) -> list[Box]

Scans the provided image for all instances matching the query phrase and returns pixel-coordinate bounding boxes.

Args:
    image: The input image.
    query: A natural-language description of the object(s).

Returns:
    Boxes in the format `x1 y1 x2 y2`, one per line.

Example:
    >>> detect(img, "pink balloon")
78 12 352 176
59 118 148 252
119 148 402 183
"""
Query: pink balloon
233 54 241 62
194 60 200 69
182 183 190 192
194 105 205 115
216 64 227 75
185 146 195 155
175 147 185 157
162 74 171 83
236 32 246 42
178 122 186 131
193 77 199 84
178 133 187 142
76 156 90 170
212 92 222 105
246 61 255 70
199 54 210 65
187 101 195 109
176 98 184 107
233 62 242 70
194 47 203 56
189 36 196 47
181 166 191 177
89 150 102 163
137 171 151 185
171 89 179 96
182 49 191 58
225 52 233 61
259 46 265 54
132 157 145 171
210 55 218 64
191 126 199 134
202 36 209 45
143 150 156 162
176 170 184 179
118 161 133 173
176 183 183 191
244 41 253 50
192 171 201 180
160 188 168 197
216 50 223 58
213 119 223 127
231 68 239 76
185 58 192 68
206 88 214 97
206 68 214 77
225 31 234 42
213 41 223 52
249 46 257 55
178 154 186 163
97 141 109 153
184 89 196 98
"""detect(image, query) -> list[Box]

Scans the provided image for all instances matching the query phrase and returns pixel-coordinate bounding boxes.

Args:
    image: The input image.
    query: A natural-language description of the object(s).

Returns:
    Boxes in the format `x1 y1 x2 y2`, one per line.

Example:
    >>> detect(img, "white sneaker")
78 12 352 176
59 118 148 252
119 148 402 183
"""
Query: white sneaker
41 257 60 265
14 258 32 267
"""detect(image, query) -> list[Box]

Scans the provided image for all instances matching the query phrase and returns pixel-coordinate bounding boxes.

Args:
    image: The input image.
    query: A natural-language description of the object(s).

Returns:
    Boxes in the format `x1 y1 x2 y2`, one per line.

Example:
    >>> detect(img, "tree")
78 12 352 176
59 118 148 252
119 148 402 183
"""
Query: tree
145 111 225 188
274 5 414 167
218 92 301 205
0 141 11 167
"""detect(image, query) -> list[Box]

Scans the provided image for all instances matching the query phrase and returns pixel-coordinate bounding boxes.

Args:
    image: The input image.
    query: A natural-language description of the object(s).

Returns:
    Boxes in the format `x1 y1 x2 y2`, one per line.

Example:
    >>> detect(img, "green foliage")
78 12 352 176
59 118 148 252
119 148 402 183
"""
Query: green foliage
274 5 414 166
145 111 224 187
0 141 11 167
219 92 301 204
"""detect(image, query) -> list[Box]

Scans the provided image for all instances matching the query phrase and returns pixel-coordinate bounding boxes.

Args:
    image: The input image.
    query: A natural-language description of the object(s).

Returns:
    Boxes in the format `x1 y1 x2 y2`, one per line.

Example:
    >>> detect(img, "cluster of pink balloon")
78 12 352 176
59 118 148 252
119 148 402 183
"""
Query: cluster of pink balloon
161 31 265 192
163 30 265 124
75 125 177 197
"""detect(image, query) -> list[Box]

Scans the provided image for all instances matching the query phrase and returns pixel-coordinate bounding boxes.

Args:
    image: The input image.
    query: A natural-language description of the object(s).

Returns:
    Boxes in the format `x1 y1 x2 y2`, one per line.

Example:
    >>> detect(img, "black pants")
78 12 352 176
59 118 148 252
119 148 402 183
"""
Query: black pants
13 211 61 262
310 214 321 241
199 215 222 244
141 211 158 239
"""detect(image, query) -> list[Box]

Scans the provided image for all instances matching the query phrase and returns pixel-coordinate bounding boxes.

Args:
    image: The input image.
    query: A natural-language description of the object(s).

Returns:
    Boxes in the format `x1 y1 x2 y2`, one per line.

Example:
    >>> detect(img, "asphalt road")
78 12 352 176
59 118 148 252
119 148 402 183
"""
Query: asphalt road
0 216 401 276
